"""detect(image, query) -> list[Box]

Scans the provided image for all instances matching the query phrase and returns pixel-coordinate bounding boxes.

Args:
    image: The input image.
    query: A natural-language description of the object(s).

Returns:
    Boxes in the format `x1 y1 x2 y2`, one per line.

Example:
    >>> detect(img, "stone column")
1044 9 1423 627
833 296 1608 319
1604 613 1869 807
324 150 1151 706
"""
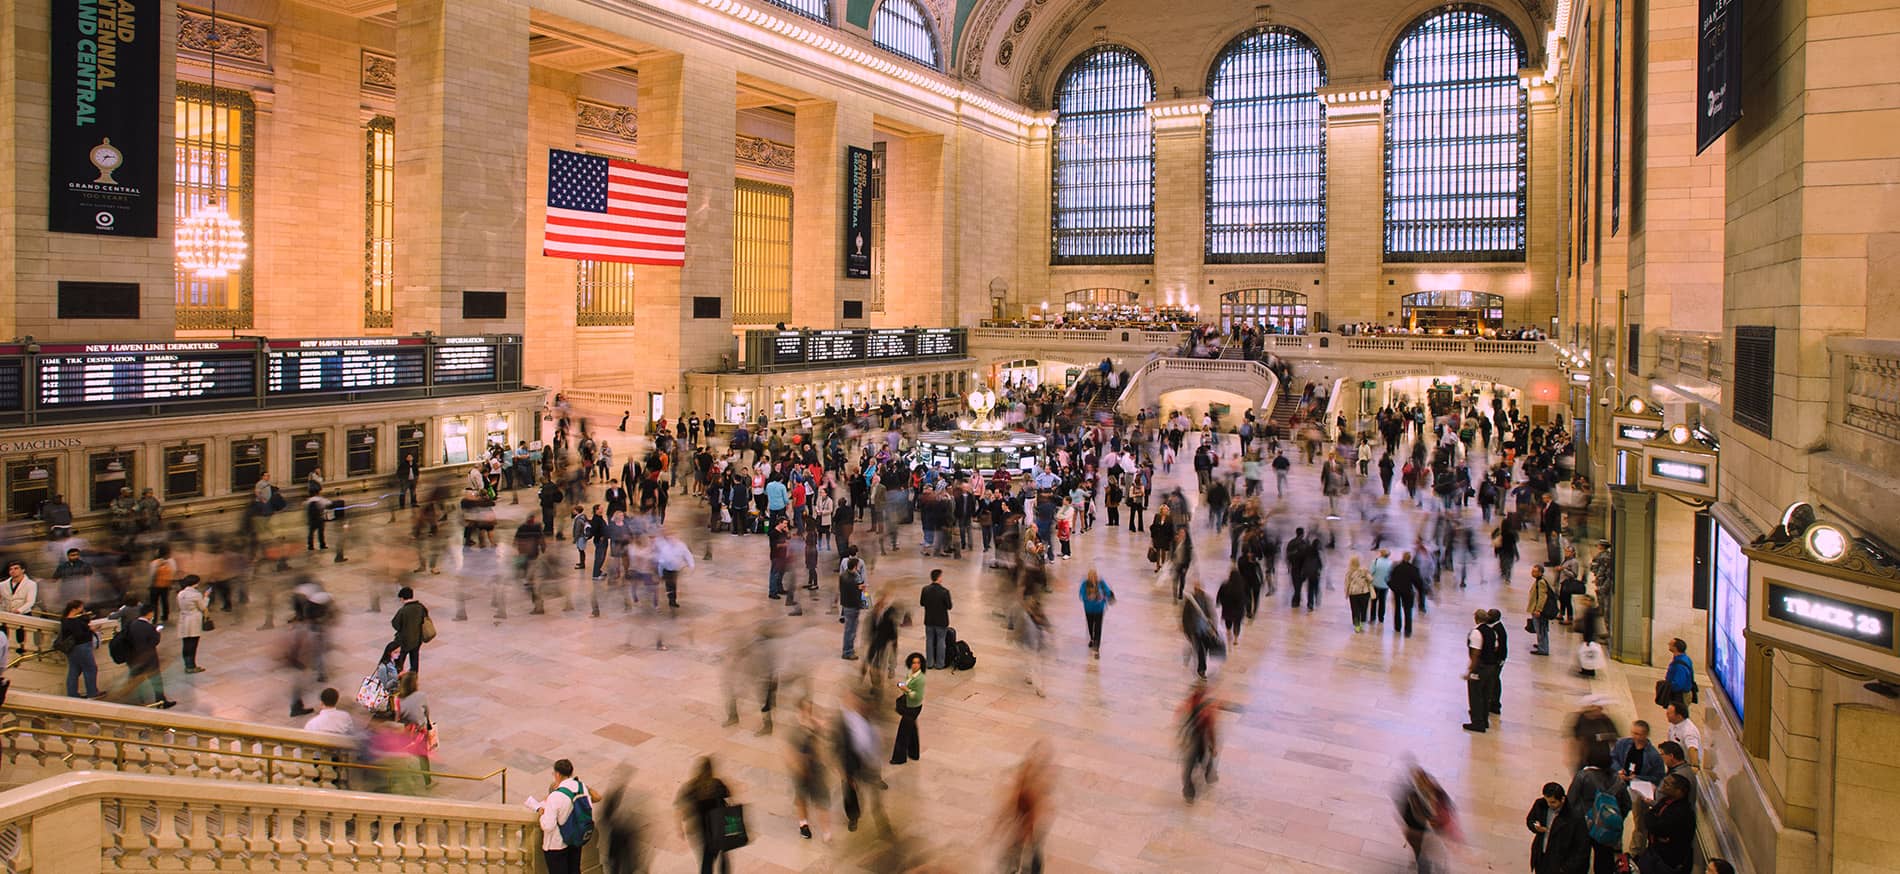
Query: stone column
633 53 736 419
1149 99 1207 311
791 99 873 328
1014 118 1055 315
881 132 948 327
1320 86 1385 325
393 0 529 336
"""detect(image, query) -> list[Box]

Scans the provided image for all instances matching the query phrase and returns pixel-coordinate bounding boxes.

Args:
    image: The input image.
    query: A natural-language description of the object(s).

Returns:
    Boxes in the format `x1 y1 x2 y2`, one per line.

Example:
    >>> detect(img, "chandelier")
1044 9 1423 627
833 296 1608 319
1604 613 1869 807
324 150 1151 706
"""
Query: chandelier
175 0 247 278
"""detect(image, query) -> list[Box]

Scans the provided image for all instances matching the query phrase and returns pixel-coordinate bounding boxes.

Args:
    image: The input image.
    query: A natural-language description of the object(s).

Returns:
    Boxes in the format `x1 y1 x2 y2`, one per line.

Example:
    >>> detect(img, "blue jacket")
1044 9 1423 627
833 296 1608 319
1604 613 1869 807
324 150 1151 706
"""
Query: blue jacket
1665 654 1695 693
1079 580 1115 614
1610 737 1666 783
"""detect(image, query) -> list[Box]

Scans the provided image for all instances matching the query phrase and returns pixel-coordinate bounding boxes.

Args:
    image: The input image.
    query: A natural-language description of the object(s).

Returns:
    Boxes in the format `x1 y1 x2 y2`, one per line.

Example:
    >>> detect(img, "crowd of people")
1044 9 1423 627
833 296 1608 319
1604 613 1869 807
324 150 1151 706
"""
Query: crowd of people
0 369 1732 874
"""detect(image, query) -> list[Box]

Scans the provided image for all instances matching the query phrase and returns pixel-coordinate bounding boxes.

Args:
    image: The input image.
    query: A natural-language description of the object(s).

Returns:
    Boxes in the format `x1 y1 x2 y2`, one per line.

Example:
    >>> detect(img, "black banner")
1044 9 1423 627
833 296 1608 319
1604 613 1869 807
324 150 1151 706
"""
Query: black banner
49 0 159 237
1696 0 1743 154
845 146 872 279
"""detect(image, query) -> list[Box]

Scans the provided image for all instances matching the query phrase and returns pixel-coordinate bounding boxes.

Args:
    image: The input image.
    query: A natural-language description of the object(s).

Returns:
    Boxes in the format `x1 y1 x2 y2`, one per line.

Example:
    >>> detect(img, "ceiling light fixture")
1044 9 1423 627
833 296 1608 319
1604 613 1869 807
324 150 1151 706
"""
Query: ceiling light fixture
175 0 249 279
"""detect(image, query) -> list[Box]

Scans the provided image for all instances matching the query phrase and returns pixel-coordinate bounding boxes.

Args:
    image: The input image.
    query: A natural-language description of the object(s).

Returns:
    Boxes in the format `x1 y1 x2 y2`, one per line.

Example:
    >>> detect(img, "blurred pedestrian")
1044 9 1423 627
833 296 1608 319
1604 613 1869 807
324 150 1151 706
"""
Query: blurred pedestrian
890 652 925 765
676 757 735 874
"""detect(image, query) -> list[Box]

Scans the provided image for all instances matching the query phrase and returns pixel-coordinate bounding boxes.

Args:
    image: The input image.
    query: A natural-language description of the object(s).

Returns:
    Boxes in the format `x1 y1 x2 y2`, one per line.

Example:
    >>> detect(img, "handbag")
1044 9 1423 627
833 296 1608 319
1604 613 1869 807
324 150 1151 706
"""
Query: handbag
420 616 437 644
200 616 215 632
719 803 750 850
1525 618 1537 634
356 675 392 712
1653 679 1672 708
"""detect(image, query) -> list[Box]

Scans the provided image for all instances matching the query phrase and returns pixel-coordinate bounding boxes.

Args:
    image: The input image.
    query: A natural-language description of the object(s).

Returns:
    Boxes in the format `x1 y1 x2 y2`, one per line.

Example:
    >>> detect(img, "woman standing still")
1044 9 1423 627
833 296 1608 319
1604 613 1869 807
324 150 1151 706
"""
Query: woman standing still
59 600 102 697
175 575 209 673
890 652 926 765
677 757 735 874
1078 569 1115 657
1345 556 1374 633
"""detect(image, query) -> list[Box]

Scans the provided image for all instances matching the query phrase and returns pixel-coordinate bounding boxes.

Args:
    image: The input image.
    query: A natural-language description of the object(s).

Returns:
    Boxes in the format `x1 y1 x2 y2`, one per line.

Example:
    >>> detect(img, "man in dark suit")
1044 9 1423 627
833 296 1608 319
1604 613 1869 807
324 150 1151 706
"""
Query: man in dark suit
397 453 420 508
121 601 176 709
1526 783 1590 874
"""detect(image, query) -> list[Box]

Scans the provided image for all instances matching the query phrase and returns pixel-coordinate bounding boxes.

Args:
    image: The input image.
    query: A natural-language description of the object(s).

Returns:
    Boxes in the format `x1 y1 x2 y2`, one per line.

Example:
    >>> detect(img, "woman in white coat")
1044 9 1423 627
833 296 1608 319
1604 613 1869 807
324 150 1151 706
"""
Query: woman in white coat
174 575 209 673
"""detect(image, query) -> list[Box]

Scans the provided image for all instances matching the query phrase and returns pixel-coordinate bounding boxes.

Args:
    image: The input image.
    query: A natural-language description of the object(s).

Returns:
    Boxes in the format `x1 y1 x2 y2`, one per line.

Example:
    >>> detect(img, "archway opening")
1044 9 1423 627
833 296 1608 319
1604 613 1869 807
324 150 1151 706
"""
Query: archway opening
1157 388 1260 424
1398 290 1504 334
1220 288 1308 334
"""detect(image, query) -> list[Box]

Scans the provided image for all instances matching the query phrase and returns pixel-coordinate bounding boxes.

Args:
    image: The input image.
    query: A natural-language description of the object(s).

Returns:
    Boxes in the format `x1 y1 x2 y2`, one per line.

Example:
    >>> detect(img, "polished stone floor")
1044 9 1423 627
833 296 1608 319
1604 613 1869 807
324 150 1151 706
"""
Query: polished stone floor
18 433 1651 872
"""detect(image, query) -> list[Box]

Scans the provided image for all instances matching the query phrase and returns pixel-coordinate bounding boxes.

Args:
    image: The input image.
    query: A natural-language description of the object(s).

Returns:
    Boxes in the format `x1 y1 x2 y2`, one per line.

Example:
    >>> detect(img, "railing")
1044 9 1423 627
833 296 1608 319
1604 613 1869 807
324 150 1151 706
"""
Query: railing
1657 330 1724 382
1336 336 1546 356
0 771 539 873
1830 337 1900 443
0 692 509 800
1122 356 1280 413
0 613 120 670
969 327 1188 347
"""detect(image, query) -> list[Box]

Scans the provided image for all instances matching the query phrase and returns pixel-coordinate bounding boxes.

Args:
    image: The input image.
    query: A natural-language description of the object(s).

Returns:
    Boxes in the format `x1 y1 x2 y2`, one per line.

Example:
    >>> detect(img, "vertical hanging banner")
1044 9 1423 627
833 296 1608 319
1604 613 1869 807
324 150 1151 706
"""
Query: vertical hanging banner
845 146 873 279
1696 0 1743 154
49 0 160 237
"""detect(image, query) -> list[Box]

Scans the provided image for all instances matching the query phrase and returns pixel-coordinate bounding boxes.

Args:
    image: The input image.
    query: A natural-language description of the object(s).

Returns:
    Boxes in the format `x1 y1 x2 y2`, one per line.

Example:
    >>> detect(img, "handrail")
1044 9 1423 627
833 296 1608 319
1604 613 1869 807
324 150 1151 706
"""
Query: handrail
0 726 509 802
0 771 540 873
0 612 120 669
2 691 347 749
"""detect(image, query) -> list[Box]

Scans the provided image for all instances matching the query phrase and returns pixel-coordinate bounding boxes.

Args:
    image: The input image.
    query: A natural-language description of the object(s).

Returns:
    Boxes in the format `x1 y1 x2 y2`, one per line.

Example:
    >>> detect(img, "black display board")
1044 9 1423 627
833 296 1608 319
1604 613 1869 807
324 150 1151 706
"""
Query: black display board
267 337 428 395
35 341 257 408
0 347 25 413
433 337 500 384
1696 0 1743 154
845 146 873 279
49 0 160 236
744 328 966 372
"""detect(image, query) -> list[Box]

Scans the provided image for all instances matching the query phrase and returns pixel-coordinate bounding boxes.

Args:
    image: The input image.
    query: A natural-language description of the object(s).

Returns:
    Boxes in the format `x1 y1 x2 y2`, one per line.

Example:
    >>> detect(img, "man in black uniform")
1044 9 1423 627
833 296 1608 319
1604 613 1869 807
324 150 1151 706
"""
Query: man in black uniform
1464 608 1507 732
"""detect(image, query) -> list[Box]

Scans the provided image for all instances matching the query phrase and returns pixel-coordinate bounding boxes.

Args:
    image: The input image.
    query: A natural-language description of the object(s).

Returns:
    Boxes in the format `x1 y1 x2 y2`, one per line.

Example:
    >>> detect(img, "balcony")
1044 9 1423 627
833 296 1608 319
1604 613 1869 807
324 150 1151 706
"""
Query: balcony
1657 330 1725 384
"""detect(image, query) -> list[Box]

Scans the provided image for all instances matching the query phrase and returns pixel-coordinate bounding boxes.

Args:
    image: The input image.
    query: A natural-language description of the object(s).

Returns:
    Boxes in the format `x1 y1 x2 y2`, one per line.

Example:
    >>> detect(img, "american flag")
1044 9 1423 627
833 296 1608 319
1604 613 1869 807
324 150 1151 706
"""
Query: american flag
542 148 688 266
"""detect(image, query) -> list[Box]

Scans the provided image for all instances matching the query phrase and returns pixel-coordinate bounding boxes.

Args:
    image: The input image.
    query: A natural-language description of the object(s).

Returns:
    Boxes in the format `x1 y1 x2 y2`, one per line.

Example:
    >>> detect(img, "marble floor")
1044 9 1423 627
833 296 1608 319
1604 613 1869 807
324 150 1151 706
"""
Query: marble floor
12 435 1650 873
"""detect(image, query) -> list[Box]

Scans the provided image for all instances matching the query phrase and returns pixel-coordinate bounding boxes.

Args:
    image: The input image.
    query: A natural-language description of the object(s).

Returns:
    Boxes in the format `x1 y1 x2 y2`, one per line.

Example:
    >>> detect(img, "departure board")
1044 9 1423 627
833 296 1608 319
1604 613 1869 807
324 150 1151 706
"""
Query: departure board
866 330 914 359
433 337 499 384
915 328 959 358
0 347 24 412
807 331 863 363
770 332 807 365
35 341 258 408
267 337 428 395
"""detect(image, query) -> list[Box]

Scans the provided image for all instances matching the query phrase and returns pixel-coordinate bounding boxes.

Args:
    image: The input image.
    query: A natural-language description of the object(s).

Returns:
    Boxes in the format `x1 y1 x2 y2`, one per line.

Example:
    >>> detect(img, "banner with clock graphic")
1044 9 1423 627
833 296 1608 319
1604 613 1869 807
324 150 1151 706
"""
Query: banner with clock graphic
49 0 160 237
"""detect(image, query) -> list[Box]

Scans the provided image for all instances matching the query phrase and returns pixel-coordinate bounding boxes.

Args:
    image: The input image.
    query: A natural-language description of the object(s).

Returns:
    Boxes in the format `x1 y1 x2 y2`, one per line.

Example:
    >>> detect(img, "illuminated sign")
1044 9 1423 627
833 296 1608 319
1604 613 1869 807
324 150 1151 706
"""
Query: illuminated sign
1766 582 1896 653
35 341 258 409
1615 420 1661 446
1650 457 1709 485
267 337 428 395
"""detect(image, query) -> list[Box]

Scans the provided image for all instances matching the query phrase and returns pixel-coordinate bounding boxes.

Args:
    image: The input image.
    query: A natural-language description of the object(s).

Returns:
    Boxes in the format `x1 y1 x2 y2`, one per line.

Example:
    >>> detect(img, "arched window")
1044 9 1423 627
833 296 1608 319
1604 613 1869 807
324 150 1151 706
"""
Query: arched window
1063 288 1139 305
761 0 830 24
1399 290 1505 332
873 0 940 70
1205 27 1327 263
1384 6 1527 262
1220 288 1309 334
1051 46 1155 264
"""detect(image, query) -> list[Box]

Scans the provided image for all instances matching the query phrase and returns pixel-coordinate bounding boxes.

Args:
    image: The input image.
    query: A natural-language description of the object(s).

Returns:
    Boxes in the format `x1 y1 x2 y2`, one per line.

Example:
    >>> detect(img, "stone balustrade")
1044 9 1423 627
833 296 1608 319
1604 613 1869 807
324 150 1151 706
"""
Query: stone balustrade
1831 337 1900 443
0 692 363 791
0 613 119 667
1656 330 1724 382
0 771 538 873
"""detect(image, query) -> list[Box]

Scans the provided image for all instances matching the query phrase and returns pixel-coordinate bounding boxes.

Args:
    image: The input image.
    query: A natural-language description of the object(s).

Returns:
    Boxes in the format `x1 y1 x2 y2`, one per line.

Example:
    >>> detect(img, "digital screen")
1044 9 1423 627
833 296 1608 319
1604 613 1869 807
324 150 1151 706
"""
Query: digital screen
771 332 806 365
867 330 914 359
267 338 427 395
1710 523 1749 722
808 331 864 363
433 338 498 384
916 329 959 357
1766 583 1895 652
0 356 24 412
1649 457 1709 484
35 341 257 408
1617 422 1661 443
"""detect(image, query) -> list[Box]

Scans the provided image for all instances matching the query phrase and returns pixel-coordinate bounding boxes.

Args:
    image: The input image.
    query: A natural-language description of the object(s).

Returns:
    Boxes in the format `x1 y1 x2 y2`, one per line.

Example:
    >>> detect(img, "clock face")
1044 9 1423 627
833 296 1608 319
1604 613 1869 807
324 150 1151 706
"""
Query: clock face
91 145 121 168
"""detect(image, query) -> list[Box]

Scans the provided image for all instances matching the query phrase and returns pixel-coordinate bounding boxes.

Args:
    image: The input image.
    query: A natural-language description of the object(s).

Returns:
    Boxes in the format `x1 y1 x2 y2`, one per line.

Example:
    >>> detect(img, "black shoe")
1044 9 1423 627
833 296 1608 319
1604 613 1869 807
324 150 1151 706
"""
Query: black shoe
158 700 178 709
1461 722 1487 733
290 705 313 717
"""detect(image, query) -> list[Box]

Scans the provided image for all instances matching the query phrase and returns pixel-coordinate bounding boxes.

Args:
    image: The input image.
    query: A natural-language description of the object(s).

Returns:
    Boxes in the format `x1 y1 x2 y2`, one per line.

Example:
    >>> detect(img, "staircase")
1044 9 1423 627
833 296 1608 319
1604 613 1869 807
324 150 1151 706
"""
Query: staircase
1266 385 1303 430
1218 344 1247 360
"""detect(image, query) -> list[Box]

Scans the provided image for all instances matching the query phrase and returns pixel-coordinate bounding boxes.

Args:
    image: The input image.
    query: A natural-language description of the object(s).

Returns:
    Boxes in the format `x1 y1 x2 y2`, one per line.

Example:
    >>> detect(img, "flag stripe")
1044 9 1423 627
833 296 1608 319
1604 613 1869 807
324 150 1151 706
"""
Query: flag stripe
542 148 688 265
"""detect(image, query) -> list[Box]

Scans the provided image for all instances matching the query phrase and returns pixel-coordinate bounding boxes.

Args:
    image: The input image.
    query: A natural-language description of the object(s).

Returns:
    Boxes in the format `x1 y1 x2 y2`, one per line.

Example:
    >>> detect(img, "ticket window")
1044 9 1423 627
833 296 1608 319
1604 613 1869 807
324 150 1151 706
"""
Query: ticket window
396 424 425 472
88 451 136 512
483 415 510 456
346 428 378 478
440 418 472 465
231 439 268 494
5 458 58 522
902 377 912 398
291 433 327 484
165 444 206 500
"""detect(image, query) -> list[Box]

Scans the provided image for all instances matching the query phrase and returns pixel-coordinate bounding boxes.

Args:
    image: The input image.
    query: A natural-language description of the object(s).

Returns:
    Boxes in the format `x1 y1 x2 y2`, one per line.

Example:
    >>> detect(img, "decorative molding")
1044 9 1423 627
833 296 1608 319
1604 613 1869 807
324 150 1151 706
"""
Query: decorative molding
177 7 270 71
736 134 795 171
361 50 396 92
576 98 638 144
1016 0 1111 104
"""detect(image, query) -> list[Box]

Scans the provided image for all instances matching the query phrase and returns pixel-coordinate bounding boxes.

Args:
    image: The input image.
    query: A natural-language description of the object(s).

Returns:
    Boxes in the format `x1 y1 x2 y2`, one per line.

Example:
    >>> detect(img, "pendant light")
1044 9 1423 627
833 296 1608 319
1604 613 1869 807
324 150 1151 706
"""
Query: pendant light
175 0 248 279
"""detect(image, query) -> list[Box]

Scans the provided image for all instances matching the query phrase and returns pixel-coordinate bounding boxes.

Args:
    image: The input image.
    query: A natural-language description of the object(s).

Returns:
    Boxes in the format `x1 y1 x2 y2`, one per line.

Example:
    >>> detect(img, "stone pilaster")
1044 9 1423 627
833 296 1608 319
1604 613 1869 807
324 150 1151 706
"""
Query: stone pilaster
791 99 873 327
393 0 528 336
1148 98 1207 311
1320 85 1385 325
632 53 736 417
881 131 949 327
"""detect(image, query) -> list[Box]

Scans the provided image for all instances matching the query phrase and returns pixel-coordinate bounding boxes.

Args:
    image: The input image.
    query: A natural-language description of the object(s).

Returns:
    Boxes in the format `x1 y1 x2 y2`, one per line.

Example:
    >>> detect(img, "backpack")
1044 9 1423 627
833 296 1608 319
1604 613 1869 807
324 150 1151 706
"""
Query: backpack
107 631 130 664
555 784 596 847
1587 789 1625 846
951 639 976 671
267 486 287 513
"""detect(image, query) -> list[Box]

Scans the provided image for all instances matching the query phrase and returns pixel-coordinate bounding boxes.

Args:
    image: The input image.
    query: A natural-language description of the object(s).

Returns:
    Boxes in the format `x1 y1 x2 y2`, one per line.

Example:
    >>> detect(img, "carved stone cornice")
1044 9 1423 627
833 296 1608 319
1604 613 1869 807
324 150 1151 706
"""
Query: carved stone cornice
576 98 638 144
177 7 270 71
736 134 794 172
